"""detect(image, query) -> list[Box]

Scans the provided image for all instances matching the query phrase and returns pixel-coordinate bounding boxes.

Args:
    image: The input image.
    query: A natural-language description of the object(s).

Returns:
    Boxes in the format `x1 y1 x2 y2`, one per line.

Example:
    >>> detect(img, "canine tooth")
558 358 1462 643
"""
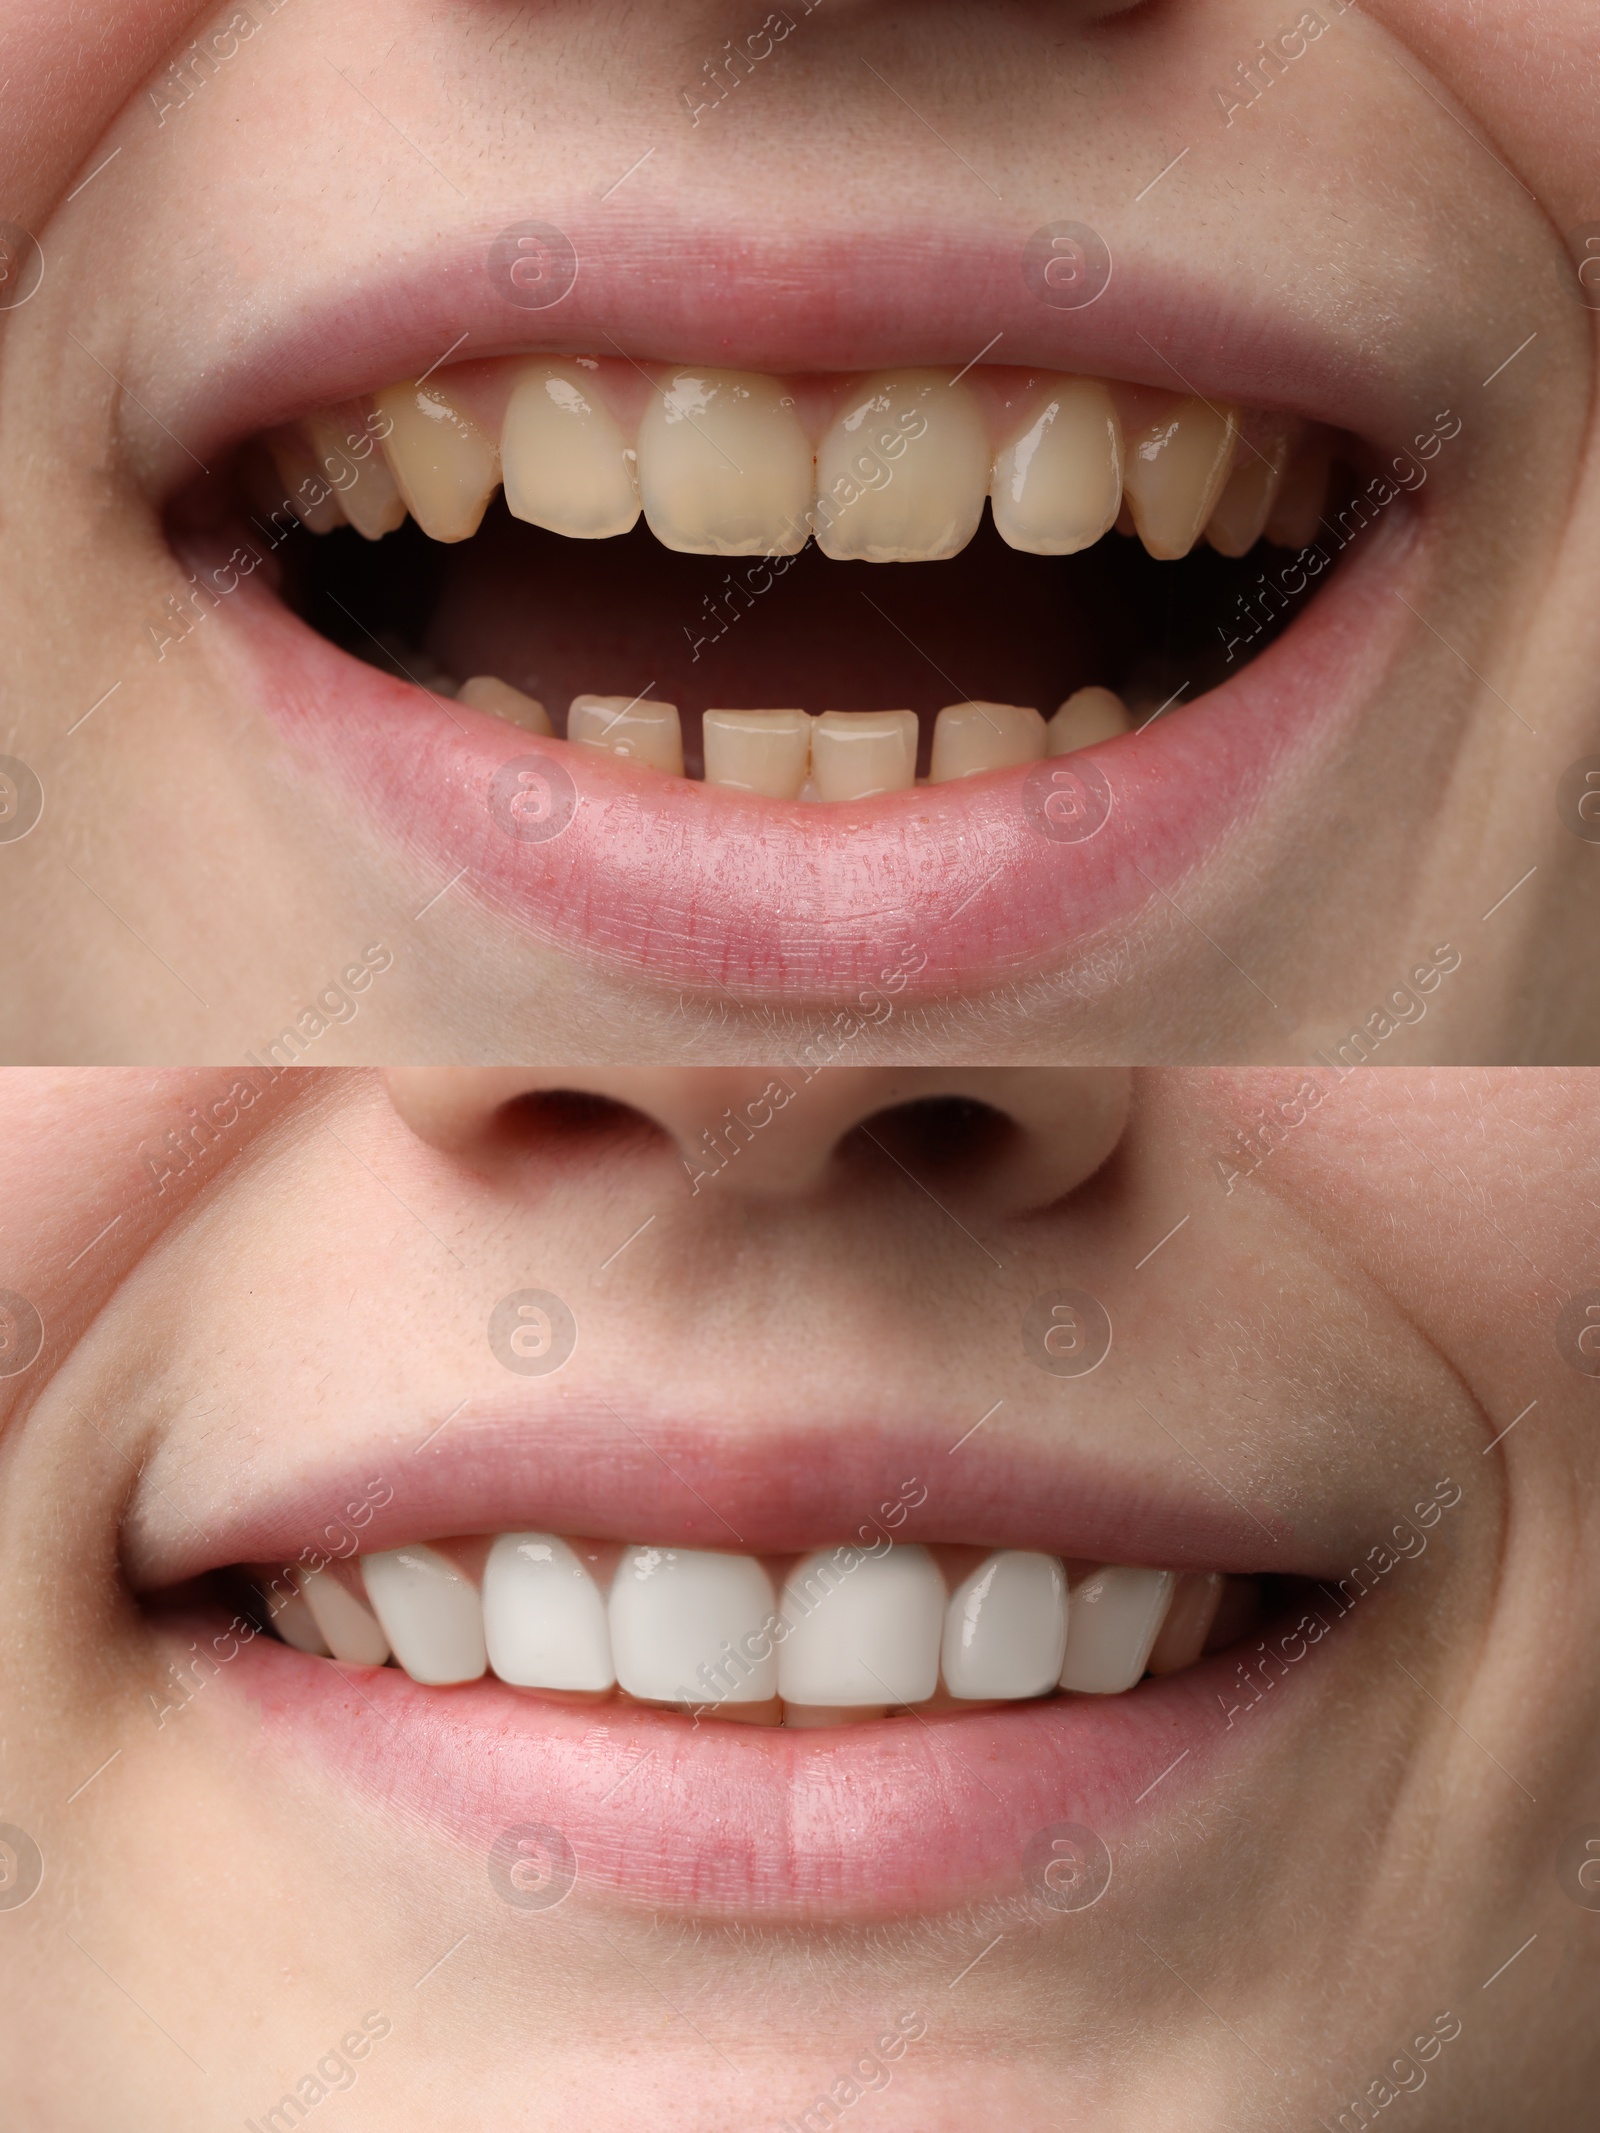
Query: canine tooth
702 708 812 798
1206 429 1290 557
608 1547 779 1704
1047 687 1132 754
501 360 640 539
1147 1571 1224 1675
810 710 917 801
1121 396 1239 560
268 1583 331 1654
637 369 812 557
815 370 988 562
929 701 1045 783
483 1533 614 1691
1264 435 1333 548
456 675 552 734
1059 1566 1176 1694
991 379 1122 554
360 1544 487 1685
941 1550 1068 1700
567 694 684 775
777 1545 944 1707
304 410 407 540
271 444 346 534
374 381 499 543
298 1567 391 1667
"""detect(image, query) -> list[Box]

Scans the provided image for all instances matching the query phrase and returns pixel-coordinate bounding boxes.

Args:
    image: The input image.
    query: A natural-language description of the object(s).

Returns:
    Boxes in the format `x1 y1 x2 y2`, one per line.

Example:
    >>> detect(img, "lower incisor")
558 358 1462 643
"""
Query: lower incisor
702 708 813 798
1048 687 1131 755
929 701 1046 782
567 694 684 775
810 709 918 800
457 675 552 734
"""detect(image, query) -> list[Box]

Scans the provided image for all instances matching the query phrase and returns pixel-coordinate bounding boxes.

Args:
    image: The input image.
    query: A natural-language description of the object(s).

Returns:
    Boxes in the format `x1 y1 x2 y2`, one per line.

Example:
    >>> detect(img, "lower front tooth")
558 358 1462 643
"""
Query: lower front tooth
1059 1566 1176 1694
305 410 407 541
298 1566 391 1667
815 371 989 563
1119 393 1239 560
482 1533 614 1690
567 694 684 775
777 1545 944 1707
929 701 1045 783
1047 687 1132 754
810 710 917 801
702 708 812 798
360 1544 488 1685
991 379 1123 555
456 675 552 734
941 1550 1068 1700
374 381 499 543
608 1547 779 1704
501 360 640 540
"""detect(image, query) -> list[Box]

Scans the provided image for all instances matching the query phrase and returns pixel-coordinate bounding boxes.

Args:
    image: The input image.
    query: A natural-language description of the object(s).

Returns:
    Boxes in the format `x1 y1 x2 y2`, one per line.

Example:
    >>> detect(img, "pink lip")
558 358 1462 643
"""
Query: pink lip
221 497 1416 1002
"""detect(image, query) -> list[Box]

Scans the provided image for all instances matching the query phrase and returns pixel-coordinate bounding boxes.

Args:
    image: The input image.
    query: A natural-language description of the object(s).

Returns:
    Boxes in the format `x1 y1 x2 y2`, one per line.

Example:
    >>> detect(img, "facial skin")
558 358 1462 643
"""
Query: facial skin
0 1064 1596 2128
0 1 1597 1062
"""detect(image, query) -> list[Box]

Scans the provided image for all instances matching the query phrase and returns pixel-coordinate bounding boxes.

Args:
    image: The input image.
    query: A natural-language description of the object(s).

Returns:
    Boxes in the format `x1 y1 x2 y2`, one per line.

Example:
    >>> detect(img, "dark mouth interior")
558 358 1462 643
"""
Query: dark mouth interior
273 486 1342 775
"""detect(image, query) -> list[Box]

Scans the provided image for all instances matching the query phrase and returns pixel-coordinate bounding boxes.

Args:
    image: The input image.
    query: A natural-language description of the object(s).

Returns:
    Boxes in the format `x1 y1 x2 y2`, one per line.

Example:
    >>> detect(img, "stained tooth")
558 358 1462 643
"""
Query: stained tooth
702 708 812 798
373 381 499 543
815 370 989 562
941 1550 1068 1700
1058 1566 1176 1694
567 694 684 775
929 701 1045 783
1206 428 1290 557
637 369 812 557
360 1544 487 1685
991 379 1122 554
607 1546 779 1705
1147 1572 1224 1675
456 675 552 734
1047 687 1132 754
270 444 346 534
1120 395 1239 560
1263 435 1333 549
501 360 639 539
776 1544 944 1707
297 1567 391 1667
810 710 917 801
304 410 407 540
482 1533 614 1690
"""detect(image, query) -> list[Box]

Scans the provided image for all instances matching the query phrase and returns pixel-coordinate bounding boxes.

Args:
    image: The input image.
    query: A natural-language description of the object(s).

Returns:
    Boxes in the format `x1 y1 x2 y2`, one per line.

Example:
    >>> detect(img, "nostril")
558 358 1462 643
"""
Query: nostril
501 1088 667 1148
847 1094 1015 1178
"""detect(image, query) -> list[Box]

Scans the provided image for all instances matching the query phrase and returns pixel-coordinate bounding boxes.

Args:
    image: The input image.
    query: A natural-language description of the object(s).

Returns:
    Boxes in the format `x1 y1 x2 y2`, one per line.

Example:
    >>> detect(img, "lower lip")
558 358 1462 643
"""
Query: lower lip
219 1625 1301 1919
230 504 1414 1002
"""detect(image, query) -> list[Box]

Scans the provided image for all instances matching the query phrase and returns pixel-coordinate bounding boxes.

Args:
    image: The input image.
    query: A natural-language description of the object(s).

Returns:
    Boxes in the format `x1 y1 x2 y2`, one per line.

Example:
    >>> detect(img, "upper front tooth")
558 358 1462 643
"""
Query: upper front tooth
298 1566 391 1667
991 380 1123 555
360 1543 488 1685
1058 1565 1176 1694
1047 687 1132 754
810 709 917 800
929 701 1045 782
777 1544 945 1707
1119 394 1239 560
815 371 989 562
500 360 640 540
374 381 499 543
702 708 812 798
607 1546 779 1704
482 1532 615 1690
941 1550 1068 1700
456 674 552 734
305 410 408 540
636 369 813 557
567 694 684 775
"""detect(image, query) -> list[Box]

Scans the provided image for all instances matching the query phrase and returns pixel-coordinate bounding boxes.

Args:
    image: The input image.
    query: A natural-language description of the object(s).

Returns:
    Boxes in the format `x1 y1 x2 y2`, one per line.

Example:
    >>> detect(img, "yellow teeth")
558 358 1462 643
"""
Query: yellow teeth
304 409 407 541
1206 423 1291 558
814 371 990 563
456 675 552 734
567 693 685 775
637 370 813 557
271 442 346 534
991 378 1122 555
501 360 640 540
1047 687 1132 753
374 381 499 543
928 701 1047 783
810 709 918 800
1264 434 1334 548
702 708 813 799
1119 393 1240 560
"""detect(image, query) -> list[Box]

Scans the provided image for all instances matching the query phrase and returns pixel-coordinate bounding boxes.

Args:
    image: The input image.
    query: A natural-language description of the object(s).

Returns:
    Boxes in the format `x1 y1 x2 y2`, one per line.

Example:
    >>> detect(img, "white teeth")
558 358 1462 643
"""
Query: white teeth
482 1533 614 1691
607 1547 779 1704
304 410 407 540
297 1567 391 1667
702 708 812 799
360 1544 488 1686
928 701 1046 783
1206 427 1290 557
1058 1566 1176 1694
567 694 684 775
1047 686 1132 754
456 675 552 734
941 1550 1068 1700
500 360 640 540
374 381 499 543
814 370 989 562
1119 394 1240 560
270 1583 332 1655
991 379 1122 554
777 1544 945 1707
810 709 918 801
637 369 813 557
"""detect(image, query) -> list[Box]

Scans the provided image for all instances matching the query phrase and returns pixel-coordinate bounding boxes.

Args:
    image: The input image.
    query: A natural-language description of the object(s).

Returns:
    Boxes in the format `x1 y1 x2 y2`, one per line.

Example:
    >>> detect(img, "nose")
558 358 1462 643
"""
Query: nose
384 1068 1131 1215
